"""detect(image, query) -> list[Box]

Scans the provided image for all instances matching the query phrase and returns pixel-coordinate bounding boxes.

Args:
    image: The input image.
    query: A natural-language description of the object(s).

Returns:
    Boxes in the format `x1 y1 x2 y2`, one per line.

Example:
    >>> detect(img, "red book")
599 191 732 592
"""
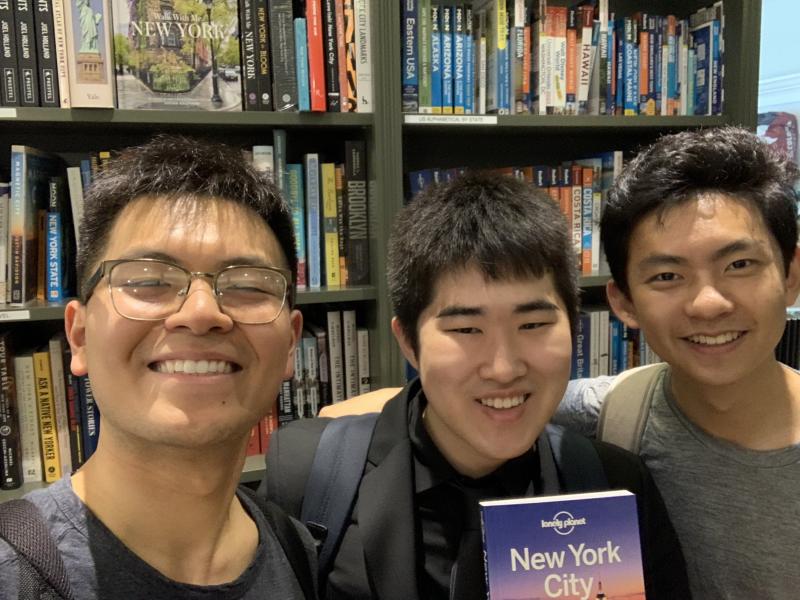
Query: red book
306 0 327 111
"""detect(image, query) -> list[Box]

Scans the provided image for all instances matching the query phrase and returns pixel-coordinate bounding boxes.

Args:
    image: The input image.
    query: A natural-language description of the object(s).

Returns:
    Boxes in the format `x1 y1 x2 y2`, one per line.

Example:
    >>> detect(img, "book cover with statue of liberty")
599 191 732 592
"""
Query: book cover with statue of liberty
111 0 242 110
63 0 116 106
480 490 646 600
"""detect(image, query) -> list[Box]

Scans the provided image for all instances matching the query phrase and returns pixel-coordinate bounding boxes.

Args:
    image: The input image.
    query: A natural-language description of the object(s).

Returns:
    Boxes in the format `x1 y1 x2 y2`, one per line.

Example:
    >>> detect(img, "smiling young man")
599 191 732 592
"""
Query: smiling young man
264 172 689 600
550 126 800 598
0 136 315 599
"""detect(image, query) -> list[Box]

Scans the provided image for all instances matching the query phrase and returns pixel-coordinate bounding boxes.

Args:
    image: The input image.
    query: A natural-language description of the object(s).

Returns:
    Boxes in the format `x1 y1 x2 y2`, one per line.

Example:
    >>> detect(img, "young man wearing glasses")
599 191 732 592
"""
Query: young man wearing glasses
0 136 315 599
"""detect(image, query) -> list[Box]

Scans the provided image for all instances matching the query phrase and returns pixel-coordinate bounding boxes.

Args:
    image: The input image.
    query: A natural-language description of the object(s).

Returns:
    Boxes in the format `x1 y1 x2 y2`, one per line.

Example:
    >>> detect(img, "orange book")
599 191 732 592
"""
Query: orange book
306 0 327 111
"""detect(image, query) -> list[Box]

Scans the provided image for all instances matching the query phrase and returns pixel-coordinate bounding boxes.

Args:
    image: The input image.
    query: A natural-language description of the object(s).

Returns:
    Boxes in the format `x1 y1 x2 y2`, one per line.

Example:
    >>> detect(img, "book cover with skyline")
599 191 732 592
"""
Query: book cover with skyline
480 490 645 600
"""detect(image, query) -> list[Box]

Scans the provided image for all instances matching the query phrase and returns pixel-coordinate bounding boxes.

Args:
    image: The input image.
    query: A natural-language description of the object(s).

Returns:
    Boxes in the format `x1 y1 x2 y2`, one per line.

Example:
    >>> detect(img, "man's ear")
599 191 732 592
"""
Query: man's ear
65 300 89 376
391 317 419 371
282 308 304 380
606 280 641 329
784 245 800 307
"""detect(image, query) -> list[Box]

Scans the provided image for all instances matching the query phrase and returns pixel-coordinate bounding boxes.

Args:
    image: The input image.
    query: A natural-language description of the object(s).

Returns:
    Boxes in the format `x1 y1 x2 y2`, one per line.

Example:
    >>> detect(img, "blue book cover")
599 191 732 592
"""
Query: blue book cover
690 21 711 115
453 5 465 113
711 18 721 115
609 316 621 375
480 490 646 600
402 0 419 111
45 212 63 303
286 163 307 288
430 4 442 113
441 5 454 113
408 169 434 199
614 18 624 114
623 17 636 115
79 159 92 192
304 153 322 288
295 18 311 111
497 17 510 114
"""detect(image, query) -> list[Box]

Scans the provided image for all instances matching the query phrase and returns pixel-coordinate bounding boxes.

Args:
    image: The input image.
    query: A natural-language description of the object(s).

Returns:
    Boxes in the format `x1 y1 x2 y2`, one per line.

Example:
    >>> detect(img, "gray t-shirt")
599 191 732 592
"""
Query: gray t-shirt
0 477 316 599
555 372 800 599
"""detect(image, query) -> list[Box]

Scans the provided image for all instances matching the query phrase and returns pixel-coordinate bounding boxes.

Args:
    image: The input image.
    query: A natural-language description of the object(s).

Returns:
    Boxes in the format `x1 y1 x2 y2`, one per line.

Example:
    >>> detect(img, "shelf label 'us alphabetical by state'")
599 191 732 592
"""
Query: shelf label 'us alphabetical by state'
404 114 498 125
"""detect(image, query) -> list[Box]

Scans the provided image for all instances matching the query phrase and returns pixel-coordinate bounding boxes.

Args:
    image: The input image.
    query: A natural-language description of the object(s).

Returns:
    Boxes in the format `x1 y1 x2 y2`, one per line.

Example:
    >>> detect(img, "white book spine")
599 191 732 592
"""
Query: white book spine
66 167 84 251
51 0 71 107
302 332 320 417
252 145 275 182
14 356 42 483
0 183 8 302
353 0 372 111
292 342 306 418
342 309 358 398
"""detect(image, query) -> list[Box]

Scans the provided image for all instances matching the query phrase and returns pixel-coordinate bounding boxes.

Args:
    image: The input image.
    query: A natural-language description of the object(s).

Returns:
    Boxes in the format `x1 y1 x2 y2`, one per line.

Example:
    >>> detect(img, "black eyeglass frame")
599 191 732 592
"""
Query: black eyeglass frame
82 258 293 324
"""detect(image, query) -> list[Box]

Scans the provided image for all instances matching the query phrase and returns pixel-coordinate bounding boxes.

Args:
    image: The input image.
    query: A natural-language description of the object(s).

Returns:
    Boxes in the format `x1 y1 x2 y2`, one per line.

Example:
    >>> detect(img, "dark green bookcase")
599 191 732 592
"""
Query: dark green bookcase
0 0 762 499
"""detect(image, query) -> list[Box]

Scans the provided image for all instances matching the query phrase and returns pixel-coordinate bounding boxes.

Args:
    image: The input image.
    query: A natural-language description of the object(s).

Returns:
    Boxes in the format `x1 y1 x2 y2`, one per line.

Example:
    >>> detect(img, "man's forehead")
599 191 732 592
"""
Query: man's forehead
429 266 560 304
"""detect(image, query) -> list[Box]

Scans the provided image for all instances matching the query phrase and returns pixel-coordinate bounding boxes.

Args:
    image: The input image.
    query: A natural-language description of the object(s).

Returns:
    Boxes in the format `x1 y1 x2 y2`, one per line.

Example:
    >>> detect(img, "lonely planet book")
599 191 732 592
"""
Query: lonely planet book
480 490 645 600
112 0 242 110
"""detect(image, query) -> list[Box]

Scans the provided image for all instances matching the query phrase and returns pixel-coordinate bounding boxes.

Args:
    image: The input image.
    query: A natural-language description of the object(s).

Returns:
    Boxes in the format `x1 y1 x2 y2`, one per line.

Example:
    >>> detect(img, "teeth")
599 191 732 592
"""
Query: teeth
687 332 742 346
155 360 234 374
479 395 526 409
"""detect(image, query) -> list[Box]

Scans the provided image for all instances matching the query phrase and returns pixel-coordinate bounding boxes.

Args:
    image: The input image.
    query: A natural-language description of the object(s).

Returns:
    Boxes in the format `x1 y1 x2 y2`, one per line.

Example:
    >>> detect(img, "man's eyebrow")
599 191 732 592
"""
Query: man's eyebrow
636 240 765 270
115 252 274 270
436 299 559 318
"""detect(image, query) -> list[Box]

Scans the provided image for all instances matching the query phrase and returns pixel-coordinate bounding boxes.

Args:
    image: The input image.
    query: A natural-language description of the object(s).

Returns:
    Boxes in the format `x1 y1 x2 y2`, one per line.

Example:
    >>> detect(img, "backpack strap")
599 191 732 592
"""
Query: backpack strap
597 362 668 454
300 412 379 587
0 499 74 600
238 486 315 600
545 424 608 492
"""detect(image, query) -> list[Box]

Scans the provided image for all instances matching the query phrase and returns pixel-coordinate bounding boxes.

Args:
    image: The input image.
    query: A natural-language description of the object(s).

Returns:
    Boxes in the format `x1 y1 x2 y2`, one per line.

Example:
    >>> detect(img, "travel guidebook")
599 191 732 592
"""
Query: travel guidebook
112 0 242 110
480 490 645 600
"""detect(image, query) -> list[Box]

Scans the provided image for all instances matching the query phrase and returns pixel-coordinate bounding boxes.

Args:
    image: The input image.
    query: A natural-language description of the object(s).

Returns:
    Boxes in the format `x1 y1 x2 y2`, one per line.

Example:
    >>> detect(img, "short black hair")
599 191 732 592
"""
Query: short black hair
77 134 297 303
388 171 579 355
603 126 799 296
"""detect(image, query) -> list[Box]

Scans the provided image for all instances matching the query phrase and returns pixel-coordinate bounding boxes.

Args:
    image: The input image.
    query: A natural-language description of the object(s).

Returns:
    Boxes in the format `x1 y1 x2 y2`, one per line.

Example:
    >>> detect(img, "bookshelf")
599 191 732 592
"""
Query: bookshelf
0 0 763 498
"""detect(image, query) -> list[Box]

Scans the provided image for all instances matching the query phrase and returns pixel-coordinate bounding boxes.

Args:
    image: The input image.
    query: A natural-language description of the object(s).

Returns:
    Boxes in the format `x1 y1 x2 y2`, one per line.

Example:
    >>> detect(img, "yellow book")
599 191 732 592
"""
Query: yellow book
322 163 341 287
335 165 348 285
33 350 62 483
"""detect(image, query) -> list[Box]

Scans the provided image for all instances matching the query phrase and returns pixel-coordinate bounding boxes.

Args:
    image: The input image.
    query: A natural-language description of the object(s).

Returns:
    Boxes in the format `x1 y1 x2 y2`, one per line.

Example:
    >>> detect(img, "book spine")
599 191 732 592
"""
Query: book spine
238 0 257 110
45 210 62 301
31 0 57 106
464 5 473 113
13 355 41 482
326 310 344 402
48 336 72 476
269 0 297 111
453 4 465 114
440 4 452 113
0 182 8 301
356 327 370 394
286 163 307 288
401 0 418 112
321 0 339 111
345 139 368 285
334 163 347 284
352 0 370 111
66 166 83 246
417 0 430 112
321 162 340 287
341 0 357 111
50 0 69 106
304 153 321 288
33 350 61 483
294 17 310 111
273 128 286 191
0 334 22 489
78 375 98 461
0 0 20 105
9 148 25 304
429 3 441 113
581 166 593 274
290 343 305 419
306 0 325 111
252 145 274 180
342 308 358 398
308 323 331 408
254 0 273 110
13 0 36 105
302 333 320 417
61 343 82 467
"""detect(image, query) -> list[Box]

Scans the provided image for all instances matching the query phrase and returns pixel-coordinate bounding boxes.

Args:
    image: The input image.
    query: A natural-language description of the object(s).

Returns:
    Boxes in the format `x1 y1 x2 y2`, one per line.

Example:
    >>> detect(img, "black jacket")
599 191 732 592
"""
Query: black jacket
261 382 690 600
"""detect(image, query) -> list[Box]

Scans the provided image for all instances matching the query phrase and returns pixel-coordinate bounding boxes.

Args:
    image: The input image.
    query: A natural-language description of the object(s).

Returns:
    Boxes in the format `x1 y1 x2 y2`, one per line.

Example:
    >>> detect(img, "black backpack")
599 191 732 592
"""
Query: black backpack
0 487 316 600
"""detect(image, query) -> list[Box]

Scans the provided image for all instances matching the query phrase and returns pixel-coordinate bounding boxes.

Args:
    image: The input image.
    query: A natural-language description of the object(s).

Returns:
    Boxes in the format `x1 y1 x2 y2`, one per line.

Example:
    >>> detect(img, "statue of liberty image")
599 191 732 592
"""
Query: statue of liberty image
76 0 103 53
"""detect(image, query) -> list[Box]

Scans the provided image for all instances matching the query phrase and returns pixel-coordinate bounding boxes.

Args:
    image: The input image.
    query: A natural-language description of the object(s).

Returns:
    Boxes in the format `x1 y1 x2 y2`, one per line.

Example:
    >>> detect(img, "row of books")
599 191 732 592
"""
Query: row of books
0 331 99 489
401 0 725 116
0 134 370 307
266 132 370 289
407 150 622 277
0 0 373 112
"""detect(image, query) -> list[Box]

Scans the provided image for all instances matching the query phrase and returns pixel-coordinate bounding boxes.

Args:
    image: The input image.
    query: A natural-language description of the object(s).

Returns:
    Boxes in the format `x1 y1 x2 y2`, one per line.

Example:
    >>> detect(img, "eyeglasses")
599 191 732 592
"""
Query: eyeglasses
83 258 292 324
